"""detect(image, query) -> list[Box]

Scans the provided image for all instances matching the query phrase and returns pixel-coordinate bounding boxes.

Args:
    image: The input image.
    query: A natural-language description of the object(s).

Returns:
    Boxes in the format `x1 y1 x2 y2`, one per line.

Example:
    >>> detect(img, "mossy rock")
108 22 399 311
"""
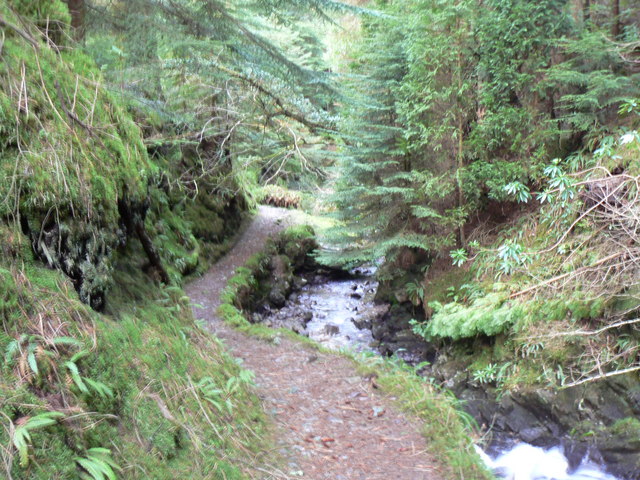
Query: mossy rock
184 202 226 242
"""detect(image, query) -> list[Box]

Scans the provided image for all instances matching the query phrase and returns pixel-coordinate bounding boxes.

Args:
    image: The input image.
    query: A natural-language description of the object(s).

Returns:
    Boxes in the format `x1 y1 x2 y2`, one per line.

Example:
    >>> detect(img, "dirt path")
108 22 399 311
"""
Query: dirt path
187 206 441 480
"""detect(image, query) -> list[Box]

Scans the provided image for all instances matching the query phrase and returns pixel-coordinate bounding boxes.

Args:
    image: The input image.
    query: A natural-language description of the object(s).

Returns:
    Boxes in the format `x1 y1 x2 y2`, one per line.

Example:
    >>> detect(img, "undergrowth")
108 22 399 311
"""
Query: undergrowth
0 3 264 478
410 136 640 390
0 223 270 480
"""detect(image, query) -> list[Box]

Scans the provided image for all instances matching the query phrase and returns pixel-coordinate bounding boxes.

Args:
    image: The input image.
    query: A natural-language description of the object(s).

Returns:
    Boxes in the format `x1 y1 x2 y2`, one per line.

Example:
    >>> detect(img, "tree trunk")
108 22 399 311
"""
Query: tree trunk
456 44 466 248
612 0 621 38
63 0 85 40
583 0 590 26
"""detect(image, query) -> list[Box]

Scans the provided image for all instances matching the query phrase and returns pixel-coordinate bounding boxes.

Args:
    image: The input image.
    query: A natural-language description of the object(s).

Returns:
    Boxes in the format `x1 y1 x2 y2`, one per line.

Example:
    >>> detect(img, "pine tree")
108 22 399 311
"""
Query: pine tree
323 2 465 270
84 0 352 192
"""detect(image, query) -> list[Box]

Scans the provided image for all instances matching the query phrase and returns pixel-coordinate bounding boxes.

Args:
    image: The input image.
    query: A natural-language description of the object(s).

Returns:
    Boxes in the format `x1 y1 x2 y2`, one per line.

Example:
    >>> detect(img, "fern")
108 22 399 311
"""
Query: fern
76 447 122 480
12 411 65 467
65 352 114 399
65 360 89 394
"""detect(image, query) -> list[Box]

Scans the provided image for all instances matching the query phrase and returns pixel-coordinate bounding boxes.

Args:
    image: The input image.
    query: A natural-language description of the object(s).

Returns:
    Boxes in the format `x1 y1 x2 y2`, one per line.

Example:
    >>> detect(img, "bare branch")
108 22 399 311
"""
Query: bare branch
560 365 640 389
0 14 39 48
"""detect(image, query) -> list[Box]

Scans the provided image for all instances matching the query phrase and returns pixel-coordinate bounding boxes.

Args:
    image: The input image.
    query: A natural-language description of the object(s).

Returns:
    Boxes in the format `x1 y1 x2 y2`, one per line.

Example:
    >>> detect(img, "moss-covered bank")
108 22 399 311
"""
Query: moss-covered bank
218 225 319 328
0 3 264 479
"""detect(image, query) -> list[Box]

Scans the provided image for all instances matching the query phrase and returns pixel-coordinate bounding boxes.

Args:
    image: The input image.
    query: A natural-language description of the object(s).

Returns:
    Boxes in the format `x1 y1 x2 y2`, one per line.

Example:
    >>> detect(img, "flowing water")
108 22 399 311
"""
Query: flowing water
476 444 618 480
263 268 622 480
259 268 384 352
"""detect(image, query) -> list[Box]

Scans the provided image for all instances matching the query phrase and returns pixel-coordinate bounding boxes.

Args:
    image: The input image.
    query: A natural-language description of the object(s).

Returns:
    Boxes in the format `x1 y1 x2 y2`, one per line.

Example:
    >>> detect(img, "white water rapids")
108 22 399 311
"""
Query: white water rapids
476 443 619 480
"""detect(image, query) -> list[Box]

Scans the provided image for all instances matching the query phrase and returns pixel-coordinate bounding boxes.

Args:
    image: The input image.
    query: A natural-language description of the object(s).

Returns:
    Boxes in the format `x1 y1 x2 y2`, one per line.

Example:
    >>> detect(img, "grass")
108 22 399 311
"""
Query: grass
0 6 270 477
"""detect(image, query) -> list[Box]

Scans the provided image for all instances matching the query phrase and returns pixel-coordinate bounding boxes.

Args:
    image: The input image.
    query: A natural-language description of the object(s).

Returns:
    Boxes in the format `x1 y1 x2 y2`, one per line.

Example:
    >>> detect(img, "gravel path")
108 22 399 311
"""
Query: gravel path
186 206 441 480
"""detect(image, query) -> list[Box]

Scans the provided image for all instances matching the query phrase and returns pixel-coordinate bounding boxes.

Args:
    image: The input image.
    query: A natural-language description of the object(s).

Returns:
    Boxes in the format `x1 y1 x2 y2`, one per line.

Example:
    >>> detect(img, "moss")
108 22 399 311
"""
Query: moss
609 417 640 436
0 6 158 307
217 225 317 325
0 222 267 479
0 6 266 478
184 202 226 242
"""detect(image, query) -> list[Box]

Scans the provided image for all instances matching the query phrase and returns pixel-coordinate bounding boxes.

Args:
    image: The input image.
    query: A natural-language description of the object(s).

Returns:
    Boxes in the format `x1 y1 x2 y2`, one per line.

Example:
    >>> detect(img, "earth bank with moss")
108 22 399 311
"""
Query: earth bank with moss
0 3 267 479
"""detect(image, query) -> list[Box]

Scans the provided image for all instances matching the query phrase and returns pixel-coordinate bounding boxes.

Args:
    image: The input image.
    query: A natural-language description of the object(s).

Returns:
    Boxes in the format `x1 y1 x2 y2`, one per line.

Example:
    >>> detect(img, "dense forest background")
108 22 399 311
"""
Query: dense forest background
2 0 640 478
327 0 640 389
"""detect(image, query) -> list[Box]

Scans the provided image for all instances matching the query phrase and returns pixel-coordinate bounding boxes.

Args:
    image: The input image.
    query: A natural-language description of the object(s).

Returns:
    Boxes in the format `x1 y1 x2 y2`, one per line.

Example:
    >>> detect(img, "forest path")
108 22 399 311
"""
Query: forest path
186 206 441 480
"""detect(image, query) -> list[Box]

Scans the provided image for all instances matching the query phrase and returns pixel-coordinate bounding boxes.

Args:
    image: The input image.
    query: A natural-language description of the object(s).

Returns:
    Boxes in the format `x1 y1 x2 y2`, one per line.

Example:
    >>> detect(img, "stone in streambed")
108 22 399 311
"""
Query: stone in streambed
293 277 308 290
323 324 340 336
519 426 550 444
268 289 287 308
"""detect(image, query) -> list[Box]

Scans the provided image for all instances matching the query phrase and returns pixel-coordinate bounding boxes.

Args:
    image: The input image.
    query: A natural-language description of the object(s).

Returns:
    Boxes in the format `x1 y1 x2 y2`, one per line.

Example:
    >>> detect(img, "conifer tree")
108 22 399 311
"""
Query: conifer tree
83 0 351 192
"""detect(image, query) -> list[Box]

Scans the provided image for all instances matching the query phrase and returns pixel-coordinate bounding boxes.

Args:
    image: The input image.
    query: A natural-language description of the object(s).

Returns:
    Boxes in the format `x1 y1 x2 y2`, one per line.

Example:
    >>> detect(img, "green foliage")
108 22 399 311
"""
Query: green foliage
471 361 514 389
12 412 66 468
75 448 121 480
326 0 640 282
85 0 343 191
544 32 640 139
65 350 114 399
450 249 469 267
0 2 155 308
413 292 519 341
496 240 529 276
405 281 425 306
0 224 268 479
197 370 255 415
504 182 532 203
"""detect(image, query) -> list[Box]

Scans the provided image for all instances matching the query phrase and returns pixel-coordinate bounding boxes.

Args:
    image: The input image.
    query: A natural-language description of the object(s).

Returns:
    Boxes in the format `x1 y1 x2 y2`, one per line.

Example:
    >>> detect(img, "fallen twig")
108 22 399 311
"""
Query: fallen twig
0 14 38 48
560 365 640 389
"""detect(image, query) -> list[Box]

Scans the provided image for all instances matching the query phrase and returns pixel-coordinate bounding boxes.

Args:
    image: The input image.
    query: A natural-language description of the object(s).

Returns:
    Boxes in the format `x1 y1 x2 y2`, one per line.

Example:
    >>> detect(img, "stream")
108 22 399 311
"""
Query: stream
260 269 623 480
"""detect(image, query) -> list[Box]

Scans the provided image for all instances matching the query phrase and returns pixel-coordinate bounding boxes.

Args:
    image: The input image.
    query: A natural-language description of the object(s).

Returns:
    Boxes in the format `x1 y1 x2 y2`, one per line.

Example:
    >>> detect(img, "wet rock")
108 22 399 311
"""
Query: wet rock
371 321 390 341
269 290 287 308
350 293 362 299
351 317 371 330
598 433 640 480
561 441 590 471
432 355 640 479
301 311 313 323
323 324 340 336
293 277 308 290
